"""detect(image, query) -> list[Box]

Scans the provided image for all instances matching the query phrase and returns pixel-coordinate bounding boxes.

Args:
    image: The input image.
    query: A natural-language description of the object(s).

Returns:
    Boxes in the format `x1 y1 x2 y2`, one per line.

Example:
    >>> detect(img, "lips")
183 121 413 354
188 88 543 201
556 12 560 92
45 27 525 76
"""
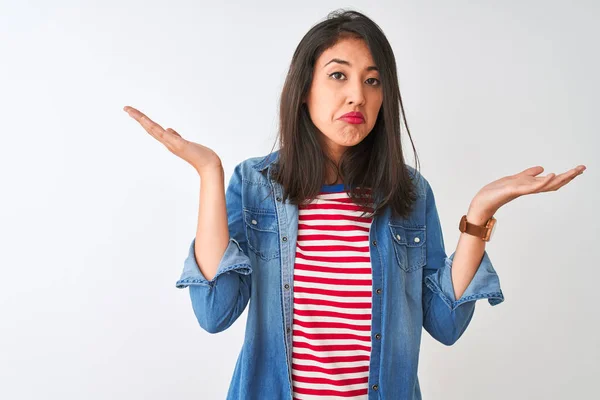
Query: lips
340 111 364 120
339 111 365 124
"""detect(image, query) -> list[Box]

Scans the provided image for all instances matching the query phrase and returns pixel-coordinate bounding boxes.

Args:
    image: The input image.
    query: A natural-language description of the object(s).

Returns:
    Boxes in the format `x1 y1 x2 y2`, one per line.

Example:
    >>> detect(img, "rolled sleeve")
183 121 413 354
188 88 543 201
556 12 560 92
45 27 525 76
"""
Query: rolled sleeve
175 236 252 289
424 250 504 312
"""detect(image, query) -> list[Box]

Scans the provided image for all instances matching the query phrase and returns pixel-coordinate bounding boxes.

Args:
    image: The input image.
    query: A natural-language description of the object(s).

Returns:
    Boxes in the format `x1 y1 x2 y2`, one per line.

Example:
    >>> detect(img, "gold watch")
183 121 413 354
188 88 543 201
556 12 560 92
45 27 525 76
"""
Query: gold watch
459 214 497 242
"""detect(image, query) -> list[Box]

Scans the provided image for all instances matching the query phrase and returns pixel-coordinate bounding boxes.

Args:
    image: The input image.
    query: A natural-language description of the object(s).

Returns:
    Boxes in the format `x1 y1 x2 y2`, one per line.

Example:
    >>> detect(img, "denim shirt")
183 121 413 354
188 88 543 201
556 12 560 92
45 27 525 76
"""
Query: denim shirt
175 150 504 400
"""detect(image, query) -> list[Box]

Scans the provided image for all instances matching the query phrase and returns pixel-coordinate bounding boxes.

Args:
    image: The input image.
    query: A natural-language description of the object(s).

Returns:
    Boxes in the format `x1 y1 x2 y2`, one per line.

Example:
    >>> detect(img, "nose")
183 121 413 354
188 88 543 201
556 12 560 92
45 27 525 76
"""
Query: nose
346 77 366 106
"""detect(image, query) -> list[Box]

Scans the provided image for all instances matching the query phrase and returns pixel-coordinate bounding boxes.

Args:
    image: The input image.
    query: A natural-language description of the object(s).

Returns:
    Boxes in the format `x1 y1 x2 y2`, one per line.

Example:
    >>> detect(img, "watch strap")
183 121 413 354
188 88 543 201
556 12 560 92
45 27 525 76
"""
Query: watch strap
459 214 495 241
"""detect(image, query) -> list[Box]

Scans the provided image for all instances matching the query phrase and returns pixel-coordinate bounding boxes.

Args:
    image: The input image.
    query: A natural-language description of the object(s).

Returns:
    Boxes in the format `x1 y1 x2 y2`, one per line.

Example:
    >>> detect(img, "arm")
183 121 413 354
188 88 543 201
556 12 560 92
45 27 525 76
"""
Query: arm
422 178 504 346
175 162 253 334
194 165 229 281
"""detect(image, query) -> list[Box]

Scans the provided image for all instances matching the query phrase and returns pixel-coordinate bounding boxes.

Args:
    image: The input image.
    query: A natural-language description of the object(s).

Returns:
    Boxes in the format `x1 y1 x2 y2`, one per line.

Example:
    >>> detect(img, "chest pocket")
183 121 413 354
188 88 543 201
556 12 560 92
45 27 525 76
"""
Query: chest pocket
243 207 280 261
389 224 426 272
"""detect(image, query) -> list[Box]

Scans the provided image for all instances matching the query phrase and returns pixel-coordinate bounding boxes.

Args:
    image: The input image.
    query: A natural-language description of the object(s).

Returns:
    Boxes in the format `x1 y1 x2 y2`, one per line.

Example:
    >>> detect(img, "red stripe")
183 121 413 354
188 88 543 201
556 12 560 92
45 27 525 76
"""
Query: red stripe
294 286 372 298
292 373 369 386
293 340 371 353
293 329 371 342
296 252 371 263
293 318 371 332
297 234 369 242
292 351 371 363
298 223 370 232
294 308 372 321
299 213 373 223
292 362 369 375
294 274 372 286
294 297 371 309
294 263 372 275
296 243 370 252
300 202 374 212
293 386 368 397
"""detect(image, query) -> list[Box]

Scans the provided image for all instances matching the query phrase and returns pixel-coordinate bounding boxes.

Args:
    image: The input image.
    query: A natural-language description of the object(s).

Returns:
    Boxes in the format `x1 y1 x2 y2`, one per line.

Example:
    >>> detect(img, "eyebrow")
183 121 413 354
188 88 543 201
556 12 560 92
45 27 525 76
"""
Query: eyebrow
323 58 379 72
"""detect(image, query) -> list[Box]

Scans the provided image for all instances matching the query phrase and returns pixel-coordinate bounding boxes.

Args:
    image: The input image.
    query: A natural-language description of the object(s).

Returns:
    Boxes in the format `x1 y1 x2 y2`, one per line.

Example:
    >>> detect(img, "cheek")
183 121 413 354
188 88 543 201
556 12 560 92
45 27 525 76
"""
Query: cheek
369 98 383 122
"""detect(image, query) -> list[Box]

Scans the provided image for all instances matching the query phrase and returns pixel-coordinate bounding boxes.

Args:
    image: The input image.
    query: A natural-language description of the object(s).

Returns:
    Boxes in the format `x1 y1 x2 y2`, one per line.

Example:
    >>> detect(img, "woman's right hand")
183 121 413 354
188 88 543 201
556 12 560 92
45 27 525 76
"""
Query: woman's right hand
124 106 222 174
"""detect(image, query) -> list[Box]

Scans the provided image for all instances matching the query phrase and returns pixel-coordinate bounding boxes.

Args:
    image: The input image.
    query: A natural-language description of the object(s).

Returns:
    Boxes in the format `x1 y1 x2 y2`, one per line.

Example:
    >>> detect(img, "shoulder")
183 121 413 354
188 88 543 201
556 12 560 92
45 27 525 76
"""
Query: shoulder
230 150 279 185
404 163 429 198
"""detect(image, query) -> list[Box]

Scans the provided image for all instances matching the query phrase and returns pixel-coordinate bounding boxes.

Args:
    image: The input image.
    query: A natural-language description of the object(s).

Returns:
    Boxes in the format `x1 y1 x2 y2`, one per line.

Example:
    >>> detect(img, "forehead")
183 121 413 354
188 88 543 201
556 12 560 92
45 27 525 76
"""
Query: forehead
317 37 375 67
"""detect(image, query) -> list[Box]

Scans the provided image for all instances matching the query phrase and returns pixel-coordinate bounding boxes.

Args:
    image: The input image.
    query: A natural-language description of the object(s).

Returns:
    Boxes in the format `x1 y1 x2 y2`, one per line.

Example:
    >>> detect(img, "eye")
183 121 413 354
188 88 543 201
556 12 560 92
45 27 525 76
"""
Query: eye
329 72 345 80
329 72 381 86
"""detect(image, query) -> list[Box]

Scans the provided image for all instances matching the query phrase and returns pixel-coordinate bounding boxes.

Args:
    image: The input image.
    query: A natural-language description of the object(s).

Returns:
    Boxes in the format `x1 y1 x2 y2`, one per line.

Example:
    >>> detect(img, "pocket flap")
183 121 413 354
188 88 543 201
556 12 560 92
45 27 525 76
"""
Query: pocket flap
243 208 278 233
389 224 426 247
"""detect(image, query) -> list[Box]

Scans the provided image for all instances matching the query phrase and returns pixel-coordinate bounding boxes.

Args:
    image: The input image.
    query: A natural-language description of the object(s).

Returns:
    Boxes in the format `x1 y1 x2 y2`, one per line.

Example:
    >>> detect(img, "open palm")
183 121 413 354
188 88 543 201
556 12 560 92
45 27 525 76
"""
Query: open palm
471 165 587 216
124 106 222 174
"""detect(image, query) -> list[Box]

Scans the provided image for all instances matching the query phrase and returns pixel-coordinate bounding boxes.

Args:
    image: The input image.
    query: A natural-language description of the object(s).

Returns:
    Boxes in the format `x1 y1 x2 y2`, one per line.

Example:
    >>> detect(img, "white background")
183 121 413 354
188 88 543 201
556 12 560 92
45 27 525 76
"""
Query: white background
1 0 598 399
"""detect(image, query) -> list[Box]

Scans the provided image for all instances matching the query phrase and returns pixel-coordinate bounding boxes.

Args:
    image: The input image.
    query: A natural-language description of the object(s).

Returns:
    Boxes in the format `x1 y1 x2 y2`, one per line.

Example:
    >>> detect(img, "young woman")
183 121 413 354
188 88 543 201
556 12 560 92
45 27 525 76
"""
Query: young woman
124 9 585 400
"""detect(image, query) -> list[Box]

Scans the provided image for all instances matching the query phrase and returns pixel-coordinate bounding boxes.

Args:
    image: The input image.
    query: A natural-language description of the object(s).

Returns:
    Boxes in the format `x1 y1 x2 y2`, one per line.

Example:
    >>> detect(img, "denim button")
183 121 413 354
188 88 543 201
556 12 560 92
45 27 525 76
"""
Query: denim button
376 288 382 294
372 240 377 246
375 333 381 340
414 237 420 243
251 219 257 225
372 384 378 390
276 196 282 202
287 326 291 333
396 234 401 240
282 236 288 242
284 283 290 290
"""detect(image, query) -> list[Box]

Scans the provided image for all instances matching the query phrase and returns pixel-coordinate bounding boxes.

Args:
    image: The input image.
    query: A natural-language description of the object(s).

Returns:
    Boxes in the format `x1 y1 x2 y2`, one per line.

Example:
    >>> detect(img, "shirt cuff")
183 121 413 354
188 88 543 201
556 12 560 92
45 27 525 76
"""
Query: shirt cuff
424 250 504 311
175 237 252 289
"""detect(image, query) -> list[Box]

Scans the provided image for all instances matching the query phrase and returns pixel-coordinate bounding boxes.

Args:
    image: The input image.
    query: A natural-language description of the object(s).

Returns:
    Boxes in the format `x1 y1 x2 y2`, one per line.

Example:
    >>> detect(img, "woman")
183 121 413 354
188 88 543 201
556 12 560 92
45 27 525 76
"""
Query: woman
123 9 585 400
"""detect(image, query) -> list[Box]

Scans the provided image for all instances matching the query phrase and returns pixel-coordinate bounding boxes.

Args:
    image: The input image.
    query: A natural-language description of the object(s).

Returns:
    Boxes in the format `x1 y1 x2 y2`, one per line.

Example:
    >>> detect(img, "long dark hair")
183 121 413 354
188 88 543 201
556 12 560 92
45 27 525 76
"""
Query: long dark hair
268 8 420 219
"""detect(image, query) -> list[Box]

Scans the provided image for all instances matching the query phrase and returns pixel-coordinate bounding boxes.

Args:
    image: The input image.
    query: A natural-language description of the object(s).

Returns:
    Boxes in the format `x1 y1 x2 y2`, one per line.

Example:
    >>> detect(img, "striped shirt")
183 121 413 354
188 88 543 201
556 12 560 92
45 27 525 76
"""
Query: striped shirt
291 183 375 400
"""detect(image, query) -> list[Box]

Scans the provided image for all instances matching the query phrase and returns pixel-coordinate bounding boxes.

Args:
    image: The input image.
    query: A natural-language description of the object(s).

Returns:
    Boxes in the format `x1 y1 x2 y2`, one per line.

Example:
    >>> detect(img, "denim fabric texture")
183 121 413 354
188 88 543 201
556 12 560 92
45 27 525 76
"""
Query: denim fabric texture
176 150 504 400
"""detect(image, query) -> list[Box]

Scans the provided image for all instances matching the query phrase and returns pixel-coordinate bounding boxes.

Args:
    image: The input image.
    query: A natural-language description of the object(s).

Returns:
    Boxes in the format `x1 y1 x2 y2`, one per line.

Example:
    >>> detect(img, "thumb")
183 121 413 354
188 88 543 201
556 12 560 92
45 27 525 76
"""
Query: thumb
166 128 182 138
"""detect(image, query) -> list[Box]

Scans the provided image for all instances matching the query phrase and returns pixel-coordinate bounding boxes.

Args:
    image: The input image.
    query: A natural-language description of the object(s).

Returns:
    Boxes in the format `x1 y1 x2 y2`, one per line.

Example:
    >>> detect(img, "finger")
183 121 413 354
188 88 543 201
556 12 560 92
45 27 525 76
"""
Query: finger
166 128 182 138
532 173 557 192
519 166 545 177
125 106 173 144
125 106 188 153
162 128 187 152
127 107 164 137
545 168 584 191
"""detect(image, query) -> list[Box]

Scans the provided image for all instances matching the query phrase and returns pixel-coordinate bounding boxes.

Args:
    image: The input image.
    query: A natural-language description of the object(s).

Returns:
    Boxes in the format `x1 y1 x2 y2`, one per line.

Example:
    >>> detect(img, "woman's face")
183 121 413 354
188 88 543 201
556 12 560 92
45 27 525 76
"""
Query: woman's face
304 36 383 162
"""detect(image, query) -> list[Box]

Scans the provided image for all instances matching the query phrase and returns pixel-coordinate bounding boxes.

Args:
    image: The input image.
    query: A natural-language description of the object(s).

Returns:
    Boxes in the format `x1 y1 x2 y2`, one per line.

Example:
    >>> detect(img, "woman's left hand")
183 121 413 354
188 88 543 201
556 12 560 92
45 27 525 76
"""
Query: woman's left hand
469 165 587 217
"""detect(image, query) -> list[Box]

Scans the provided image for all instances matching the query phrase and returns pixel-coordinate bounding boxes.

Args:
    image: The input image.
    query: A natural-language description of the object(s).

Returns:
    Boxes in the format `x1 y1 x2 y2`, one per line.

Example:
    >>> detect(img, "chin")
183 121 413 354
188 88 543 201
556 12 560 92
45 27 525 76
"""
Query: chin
337 130 369 146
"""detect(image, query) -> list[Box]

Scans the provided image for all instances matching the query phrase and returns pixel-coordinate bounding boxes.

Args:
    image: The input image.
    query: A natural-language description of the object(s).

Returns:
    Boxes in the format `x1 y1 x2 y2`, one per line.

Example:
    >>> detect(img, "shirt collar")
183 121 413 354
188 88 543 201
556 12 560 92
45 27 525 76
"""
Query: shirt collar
253 149 280 172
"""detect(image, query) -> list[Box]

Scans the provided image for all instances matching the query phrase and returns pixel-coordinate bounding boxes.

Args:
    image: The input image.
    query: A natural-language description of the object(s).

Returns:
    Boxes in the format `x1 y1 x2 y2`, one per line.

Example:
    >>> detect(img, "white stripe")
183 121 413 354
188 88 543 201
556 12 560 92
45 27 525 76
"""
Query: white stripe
292 324 372 336
292 336 372 348
294 269 372 280
292 368 370 381
294 261 372 269
293 302 372 315
294 284 372 294
296 242 370 250
293 392 368 400
294 314 372 326
296 248 371 258
293 292 372 303
293 380 370 393
293 346 371 358
296 229 370 237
